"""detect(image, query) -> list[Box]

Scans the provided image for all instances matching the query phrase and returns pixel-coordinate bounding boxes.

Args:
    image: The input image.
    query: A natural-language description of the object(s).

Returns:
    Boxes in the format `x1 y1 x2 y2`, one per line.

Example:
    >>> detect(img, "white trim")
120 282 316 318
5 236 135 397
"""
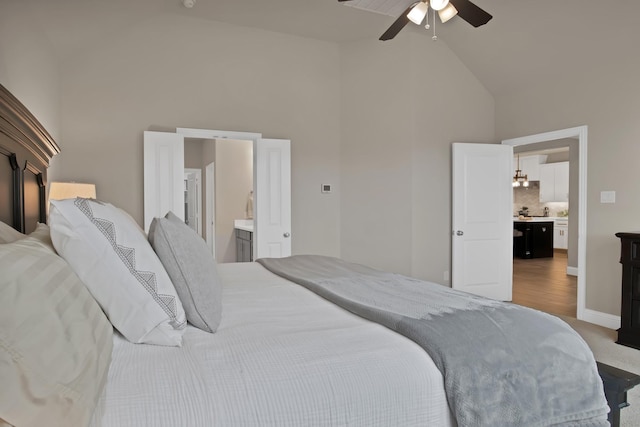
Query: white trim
581 309 621 330
502 125 589 321
205 162 216 257
566 266 578 277
176 127 262 141
184 168 202 236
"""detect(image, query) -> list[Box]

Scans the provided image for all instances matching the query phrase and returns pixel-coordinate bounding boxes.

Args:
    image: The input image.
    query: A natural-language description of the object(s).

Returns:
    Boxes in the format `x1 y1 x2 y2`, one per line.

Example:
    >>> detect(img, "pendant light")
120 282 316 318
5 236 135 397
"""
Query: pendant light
513 155 529 187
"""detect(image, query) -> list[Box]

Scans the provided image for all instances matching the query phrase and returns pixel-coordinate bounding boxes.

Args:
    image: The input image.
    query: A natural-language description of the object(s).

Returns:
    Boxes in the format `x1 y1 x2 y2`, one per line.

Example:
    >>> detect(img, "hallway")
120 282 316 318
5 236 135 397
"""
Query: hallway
512 251 577 317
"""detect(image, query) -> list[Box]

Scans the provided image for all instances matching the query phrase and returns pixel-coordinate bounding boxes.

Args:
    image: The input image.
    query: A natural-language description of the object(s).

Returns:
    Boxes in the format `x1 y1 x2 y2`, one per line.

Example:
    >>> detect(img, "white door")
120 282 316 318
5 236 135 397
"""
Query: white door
255 139 291 259
143 131 184 232
452 143 513 301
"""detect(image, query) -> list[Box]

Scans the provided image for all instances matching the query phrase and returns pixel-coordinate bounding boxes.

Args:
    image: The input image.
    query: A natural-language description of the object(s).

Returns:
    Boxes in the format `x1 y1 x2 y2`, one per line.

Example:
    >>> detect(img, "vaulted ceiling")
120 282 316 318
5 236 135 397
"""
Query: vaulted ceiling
13 0 640 97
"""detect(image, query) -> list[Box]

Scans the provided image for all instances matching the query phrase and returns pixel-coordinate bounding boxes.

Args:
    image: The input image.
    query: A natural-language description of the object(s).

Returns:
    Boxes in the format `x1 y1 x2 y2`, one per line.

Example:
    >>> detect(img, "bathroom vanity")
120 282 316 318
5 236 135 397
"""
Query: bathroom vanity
234 220 254 262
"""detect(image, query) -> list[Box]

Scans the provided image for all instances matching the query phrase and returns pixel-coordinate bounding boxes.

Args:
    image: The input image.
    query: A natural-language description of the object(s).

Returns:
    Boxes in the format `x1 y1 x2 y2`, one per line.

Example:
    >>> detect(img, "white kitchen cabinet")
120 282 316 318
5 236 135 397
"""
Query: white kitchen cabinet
539 161 569 202
553 219 568 249
516 154 547 181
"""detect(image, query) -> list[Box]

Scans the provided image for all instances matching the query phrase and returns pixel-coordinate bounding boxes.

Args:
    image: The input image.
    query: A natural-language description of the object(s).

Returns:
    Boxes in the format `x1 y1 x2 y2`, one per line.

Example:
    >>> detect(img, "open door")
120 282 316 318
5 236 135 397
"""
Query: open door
254 138 291 259
143 131 184 232
452 143 513 301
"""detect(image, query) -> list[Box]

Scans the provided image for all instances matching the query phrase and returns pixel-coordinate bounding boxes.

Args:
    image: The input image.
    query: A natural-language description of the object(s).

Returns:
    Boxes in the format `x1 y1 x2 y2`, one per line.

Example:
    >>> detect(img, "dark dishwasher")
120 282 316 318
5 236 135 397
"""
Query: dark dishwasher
513 221 554 259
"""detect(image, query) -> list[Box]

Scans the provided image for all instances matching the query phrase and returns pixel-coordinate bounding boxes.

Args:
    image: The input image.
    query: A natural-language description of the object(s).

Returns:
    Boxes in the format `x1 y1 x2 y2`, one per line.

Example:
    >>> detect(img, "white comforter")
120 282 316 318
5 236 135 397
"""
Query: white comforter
90 262 453 427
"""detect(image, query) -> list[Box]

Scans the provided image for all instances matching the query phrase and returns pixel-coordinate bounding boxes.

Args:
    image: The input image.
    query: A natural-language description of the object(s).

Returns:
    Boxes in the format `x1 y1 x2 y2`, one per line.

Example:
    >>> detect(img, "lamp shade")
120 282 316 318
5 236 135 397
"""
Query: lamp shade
438 3 458 23
49 182 96 201
430 0 450 11
407 2 429 25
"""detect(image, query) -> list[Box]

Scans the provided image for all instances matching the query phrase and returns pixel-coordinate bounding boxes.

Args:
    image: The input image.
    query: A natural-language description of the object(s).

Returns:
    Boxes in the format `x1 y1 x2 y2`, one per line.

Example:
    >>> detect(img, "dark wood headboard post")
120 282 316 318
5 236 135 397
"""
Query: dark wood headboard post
9 153 23 231
0 83 60 232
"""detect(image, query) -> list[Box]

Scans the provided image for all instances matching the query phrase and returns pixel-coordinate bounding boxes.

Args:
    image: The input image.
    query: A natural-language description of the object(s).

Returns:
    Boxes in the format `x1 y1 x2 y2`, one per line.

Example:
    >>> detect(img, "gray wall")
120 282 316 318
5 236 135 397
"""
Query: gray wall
496 55 640 317
47 14 342 259
340 34 495 282
5 2 636 321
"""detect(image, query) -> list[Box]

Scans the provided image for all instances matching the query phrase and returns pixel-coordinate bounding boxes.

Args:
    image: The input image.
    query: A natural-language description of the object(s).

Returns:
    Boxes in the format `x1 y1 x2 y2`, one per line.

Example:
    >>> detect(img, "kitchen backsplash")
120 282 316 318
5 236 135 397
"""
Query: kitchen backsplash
513 181 569 217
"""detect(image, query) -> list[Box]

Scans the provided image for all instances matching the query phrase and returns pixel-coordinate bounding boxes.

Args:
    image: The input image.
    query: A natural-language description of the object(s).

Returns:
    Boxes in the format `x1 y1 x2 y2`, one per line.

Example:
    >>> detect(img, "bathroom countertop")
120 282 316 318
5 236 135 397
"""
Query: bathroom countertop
234 219 254 232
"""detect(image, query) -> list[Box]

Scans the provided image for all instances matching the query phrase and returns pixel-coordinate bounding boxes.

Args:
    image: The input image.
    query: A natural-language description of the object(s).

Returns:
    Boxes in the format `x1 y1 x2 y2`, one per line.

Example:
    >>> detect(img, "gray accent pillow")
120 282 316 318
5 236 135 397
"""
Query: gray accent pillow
149 211 222 333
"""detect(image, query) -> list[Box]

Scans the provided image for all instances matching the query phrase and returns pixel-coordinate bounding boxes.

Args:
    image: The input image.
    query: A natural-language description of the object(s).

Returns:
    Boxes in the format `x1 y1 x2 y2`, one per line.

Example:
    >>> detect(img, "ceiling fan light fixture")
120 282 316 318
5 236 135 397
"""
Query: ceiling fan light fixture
407 2 429 25
430 0 450 12
438 3 458 23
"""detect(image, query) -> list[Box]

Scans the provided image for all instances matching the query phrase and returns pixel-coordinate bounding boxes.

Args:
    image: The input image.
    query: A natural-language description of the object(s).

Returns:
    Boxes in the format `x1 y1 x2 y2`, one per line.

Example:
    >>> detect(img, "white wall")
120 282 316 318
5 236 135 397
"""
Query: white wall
496 55 640 317
340 33 495 282
51 14 342 258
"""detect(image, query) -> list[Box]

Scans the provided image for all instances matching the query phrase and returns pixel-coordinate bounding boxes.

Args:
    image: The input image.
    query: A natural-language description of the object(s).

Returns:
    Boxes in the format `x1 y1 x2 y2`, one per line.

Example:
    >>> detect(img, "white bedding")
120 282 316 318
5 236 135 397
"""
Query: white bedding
90 262 454 427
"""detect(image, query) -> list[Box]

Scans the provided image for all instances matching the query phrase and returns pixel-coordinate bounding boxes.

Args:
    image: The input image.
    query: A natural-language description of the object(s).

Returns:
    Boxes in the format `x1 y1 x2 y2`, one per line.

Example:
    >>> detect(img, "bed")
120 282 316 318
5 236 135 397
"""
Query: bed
0 83 610 427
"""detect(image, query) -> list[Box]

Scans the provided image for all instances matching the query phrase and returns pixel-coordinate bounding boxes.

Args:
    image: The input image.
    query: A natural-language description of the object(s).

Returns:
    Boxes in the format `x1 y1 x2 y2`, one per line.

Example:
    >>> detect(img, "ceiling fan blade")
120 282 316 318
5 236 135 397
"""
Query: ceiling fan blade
379 4 415 41
450 0 492 27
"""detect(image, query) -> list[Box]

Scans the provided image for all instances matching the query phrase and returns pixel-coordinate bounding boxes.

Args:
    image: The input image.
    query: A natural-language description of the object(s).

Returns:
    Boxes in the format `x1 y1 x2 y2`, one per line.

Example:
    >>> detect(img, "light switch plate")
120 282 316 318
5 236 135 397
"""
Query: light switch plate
600 191 616 204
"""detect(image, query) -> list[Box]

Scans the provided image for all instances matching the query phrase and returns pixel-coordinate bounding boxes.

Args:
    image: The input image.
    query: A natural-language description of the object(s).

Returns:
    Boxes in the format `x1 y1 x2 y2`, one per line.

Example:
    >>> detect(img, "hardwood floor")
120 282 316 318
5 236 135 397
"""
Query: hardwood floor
512 250 577 317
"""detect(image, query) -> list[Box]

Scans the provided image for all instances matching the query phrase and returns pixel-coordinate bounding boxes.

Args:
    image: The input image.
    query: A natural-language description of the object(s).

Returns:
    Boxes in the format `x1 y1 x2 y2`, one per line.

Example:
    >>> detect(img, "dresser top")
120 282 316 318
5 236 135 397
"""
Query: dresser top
615 232 640 239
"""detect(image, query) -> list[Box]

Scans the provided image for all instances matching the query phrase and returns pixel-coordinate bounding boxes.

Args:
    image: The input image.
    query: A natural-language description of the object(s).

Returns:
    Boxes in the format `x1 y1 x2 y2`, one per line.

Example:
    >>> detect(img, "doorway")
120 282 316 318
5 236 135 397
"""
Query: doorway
510 147 573 317
144 129 292 262
502 126 587 321
176 128 292 261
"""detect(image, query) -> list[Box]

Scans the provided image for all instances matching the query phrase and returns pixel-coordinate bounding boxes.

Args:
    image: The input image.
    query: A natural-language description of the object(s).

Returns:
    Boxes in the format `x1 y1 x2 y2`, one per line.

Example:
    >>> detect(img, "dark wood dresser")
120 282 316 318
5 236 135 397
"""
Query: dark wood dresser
615 232 640 349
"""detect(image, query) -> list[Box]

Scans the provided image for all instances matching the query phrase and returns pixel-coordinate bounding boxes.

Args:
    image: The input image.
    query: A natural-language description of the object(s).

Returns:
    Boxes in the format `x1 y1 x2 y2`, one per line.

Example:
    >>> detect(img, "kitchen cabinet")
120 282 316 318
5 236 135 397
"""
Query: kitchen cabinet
235 229 253 262
553 219 568 250
516 154 547 181
539 162 569 202
513 221 554 259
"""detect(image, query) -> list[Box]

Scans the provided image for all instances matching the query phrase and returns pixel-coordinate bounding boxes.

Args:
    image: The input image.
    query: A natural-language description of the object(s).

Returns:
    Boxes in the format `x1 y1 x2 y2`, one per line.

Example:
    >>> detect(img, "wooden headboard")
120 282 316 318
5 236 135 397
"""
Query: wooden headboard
0 83 60 233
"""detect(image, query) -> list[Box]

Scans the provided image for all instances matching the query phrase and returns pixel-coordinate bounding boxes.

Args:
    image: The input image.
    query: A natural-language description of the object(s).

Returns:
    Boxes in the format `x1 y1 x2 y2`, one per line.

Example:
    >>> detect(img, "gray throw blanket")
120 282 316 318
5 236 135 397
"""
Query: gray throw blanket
257 255 609 427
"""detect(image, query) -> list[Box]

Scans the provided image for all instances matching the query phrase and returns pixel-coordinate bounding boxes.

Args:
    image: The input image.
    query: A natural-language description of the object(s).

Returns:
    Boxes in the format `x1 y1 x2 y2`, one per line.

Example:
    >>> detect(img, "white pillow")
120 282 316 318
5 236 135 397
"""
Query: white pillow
0 220 24 243
0 235 113 427
49 198 187 346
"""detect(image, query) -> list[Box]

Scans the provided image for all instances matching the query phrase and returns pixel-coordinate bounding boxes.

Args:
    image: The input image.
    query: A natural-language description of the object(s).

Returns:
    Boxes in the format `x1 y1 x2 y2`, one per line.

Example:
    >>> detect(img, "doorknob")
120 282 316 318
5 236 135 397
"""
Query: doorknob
456 230 464 236
283 232 290 238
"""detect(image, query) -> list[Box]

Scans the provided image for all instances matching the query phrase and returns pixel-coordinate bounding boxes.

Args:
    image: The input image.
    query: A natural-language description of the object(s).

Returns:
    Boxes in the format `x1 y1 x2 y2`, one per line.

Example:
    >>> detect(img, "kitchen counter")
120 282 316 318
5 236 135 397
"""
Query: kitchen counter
513 221 554 259
513 217 566 222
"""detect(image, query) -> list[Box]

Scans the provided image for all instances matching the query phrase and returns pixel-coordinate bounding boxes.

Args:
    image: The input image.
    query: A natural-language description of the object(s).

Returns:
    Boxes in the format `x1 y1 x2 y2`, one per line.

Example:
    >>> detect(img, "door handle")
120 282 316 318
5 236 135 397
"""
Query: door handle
456 230 464 236
283 232 291 238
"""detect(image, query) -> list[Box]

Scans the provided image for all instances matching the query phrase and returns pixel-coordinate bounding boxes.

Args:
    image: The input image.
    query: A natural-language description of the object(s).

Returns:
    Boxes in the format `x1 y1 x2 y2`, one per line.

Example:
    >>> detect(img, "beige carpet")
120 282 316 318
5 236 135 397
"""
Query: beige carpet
561 316 640 426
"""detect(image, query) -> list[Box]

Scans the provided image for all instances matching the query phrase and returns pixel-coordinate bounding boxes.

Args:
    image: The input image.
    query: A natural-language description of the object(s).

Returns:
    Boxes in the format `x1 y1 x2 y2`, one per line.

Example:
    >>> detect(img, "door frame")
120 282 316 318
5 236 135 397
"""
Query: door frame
205 162 216 257
502 126 594 323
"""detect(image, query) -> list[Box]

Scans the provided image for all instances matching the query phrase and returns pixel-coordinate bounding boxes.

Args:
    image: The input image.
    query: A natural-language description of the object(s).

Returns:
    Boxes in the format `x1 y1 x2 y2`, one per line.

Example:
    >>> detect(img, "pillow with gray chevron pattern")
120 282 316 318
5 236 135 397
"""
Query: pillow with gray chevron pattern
149 211 222 333
49 198 187 346
0 234 113 427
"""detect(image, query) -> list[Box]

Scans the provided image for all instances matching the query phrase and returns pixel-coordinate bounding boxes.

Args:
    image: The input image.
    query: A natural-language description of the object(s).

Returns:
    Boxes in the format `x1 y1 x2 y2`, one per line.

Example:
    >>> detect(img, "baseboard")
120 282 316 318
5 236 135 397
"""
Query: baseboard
580 309 621 330
566 266 578 276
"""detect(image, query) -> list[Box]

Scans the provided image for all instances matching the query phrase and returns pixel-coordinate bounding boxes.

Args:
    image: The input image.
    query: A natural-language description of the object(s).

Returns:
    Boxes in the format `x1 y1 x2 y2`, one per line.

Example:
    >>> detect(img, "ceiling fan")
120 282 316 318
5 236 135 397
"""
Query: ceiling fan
338 0 492 41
